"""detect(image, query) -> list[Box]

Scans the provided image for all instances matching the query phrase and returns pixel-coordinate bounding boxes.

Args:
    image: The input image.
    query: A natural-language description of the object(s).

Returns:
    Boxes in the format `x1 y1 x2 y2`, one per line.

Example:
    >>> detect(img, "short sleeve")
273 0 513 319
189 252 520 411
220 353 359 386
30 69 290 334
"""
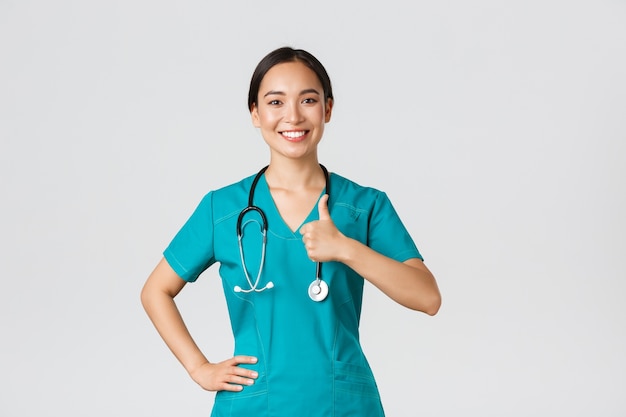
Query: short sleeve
163 192 216 282
367 192 423 262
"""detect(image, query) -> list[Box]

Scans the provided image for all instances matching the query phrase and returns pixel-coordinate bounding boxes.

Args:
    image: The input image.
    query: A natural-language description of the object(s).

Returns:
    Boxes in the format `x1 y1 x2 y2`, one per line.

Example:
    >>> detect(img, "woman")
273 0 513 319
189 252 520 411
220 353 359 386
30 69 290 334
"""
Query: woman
141 46 441 416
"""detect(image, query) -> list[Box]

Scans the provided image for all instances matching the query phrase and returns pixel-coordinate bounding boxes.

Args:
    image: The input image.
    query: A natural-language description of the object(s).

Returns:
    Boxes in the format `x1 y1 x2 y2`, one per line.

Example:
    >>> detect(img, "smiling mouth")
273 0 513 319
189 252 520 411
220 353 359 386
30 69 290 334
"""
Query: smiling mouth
281 130 309 141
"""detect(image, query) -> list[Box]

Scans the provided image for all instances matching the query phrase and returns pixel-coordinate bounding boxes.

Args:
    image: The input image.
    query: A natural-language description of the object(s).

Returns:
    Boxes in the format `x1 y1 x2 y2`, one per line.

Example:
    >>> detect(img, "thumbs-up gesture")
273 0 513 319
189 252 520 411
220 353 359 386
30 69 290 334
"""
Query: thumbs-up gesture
299 194 345 263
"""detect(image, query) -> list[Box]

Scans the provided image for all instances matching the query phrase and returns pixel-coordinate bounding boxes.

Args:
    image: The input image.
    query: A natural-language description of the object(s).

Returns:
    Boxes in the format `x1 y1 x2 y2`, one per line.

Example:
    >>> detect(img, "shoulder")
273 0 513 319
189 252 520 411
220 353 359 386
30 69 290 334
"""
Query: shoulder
329 172 391 214
330 172 387 201
195 172 258 220
212 172 257 197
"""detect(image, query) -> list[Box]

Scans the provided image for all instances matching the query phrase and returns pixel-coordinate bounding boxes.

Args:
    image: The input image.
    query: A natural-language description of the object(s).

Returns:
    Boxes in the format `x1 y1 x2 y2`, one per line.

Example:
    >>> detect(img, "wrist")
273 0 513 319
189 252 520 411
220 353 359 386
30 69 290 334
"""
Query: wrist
186 359 211 377
336 235 358 264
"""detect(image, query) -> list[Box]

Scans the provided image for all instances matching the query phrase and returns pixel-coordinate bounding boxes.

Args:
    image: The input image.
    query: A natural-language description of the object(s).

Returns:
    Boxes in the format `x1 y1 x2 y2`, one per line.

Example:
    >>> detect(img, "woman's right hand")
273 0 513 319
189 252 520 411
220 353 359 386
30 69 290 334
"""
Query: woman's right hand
189 356 259 392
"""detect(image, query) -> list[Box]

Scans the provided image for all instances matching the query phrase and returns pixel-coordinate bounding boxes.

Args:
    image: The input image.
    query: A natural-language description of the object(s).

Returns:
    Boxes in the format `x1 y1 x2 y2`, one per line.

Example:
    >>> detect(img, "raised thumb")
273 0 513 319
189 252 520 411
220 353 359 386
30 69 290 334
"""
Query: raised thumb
318 194 330 220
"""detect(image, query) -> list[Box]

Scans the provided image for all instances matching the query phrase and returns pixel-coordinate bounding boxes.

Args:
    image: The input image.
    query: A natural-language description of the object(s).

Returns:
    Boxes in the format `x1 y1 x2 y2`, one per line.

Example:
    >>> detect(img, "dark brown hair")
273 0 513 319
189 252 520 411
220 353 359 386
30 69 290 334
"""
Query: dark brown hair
247 47 334 111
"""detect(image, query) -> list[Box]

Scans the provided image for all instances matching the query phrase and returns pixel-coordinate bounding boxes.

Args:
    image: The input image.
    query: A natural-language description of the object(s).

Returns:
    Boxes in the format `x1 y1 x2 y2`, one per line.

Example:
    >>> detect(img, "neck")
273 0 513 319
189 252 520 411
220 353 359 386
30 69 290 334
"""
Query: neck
264 157 325 191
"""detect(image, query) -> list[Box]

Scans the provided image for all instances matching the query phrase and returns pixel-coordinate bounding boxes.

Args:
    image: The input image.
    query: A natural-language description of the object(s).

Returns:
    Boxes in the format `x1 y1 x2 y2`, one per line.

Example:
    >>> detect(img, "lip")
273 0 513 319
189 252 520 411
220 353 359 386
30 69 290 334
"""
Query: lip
280 130 309 142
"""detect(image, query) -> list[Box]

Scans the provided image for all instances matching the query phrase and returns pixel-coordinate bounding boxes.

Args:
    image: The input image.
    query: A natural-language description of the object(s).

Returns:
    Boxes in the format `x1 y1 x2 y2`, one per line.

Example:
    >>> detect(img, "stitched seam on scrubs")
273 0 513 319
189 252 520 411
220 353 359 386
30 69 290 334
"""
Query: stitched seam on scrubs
210 193 216 273
332 311 338 417
331 297 356 416
334 362 380 399
230 290 270 399
334 387 380 398
392 248 423 262
214 208 240 225
254 307 269 404
333 202 368 215
267 228 301 241
163 249 191 276
218 387 268 399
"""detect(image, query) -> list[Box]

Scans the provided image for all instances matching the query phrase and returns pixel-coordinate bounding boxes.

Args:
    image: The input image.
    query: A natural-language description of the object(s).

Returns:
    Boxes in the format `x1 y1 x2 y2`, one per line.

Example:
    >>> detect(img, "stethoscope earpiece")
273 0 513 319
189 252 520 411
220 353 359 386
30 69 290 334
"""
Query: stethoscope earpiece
234 282 274 293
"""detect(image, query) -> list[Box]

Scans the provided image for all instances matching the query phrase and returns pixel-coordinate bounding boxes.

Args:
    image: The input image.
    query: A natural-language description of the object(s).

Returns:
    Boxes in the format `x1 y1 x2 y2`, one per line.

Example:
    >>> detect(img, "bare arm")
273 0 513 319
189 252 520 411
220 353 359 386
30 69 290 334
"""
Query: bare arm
140 258 258 391
300 195 441 314
338 243 440 314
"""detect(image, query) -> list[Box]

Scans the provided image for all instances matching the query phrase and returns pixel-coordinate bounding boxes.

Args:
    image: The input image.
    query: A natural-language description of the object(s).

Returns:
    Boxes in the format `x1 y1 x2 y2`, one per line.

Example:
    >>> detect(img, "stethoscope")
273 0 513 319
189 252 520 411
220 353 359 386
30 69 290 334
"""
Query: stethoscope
234 164 330 302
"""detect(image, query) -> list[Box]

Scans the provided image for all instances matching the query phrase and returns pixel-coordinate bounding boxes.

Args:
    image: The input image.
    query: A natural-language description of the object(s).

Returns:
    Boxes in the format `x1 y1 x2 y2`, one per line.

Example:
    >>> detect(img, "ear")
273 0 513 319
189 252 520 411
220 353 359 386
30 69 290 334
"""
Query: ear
250 103 261 128
324 98 333 123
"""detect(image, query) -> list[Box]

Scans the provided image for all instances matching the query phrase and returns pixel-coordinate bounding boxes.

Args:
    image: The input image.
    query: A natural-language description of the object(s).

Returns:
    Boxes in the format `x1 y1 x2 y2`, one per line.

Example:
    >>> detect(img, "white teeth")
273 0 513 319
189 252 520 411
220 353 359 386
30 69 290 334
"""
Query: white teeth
282 131 306 138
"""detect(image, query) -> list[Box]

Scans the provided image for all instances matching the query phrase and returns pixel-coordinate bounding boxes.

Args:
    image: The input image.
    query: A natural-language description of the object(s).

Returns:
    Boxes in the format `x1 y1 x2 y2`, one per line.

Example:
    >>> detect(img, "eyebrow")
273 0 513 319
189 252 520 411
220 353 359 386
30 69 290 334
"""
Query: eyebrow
263 88 321 98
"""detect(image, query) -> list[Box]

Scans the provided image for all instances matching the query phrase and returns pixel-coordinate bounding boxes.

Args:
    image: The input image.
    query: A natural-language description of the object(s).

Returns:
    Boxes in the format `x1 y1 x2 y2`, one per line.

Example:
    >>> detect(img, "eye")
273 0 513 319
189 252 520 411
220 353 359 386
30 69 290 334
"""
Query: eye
268 99 282 106
302 97 318 104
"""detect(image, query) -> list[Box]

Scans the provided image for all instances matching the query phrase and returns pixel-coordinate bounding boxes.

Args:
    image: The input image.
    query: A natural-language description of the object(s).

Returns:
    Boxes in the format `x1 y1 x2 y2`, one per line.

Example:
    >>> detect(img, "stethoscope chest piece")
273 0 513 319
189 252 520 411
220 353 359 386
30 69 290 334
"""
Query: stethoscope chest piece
308 279 328 302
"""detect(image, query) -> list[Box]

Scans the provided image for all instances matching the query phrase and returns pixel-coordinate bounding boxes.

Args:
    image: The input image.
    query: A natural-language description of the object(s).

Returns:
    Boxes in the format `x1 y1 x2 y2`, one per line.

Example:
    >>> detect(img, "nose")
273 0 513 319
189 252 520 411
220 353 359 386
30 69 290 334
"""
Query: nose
284 101 304 124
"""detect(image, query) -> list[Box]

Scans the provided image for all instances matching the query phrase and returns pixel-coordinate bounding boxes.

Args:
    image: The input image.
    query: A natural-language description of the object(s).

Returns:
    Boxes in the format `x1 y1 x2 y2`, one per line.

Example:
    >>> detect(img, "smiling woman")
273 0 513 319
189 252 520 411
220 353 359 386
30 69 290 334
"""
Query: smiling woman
140 46 441 417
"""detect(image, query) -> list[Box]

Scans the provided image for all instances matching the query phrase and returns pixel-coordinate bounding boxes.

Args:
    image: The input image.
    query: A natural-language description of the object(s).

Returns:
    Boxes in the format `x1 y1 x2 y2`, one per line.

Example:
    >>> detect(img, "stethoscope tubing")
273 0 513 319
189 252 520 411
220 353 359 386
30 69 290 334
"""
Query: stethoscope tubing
235 164 330 301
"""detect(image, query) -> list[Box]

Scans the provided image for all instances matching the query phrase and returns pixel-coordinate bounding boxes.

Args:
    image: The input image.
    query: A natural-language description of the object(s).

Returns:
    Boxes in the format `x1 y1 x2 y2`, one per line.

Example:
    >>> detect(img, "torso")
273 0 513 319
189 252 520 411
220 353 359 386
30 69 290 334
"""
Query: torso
164 171 421 416
209 172 387 416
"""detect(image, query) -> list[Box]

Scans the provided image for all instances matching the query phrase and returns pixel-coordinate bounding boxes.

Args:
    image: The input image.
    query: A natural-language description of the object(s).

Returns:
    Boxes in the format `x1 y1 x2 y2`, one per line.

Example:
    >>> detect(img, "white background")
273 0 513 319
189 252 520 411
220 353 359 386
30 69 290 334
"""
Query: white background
1 1 625 415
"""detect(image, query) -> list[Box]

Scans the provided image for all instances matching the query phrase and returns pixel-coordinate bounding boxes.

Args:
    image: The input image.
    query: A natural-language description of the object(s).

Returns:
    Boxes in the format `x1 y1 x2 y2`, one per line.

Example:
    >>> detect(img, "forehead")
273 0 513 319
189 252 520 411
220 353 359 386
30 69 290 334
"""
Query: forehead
259 61 322 92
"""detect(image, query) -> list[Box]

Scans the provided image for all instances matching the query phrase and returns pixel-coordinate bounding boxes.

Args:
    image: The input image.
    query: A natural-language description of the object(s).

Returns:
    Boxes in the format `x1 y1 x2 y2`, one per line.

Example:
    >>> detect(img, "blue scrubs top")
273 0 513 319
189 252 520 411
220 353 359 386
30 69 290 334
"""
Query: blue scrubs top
164 171 422 417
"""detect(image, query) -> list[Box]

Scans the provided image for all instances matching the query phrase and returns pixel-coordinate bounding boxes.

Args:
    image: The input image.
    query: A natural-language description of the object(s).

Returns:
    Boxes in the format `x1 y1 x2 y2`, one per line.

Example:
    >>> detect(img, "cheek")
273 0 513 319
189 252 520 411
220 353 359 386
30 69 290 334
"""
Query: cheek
306 106 326 121
257 109 281 126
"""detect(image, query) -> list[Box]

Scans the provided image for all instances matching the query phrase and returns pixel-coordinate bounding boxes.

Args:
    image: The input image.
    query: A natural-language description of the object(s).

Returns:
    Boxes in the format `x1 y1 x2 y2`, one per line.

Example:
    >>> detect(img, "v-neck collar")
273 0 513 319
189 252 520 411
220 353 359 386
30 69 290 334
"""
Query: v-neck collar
256 174 328 239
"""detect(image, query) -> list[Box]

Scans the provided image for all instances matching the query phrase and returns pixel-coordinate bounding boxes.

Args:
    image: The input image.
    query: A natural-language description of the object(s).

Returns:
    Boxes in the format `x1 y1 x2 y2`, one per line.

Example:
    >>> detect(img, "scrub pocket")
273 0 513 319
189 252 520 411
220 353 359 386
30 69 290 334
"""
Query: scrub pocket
333 361 385 416
211 372 268 417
